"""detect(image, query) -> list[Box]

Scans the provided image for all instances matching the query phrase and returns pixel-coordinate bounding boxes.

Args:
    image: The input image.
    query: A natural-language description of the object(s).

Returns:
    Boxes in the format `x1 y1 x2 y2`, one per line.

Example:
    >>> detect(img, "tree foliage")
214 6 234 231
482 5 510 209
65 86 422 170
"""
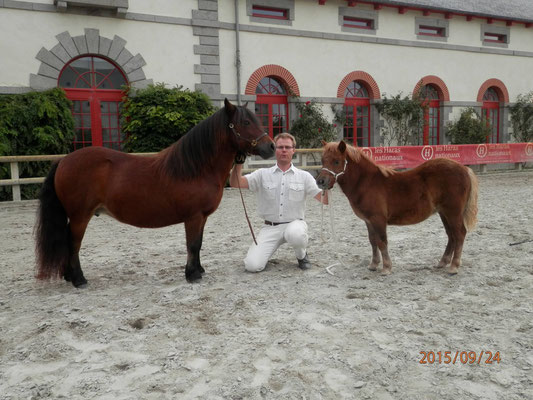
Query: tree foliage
289 100 336 148
0 88 74 200
121 84 215 152
509 92 533 143
446 107 491 144
375 92 426 146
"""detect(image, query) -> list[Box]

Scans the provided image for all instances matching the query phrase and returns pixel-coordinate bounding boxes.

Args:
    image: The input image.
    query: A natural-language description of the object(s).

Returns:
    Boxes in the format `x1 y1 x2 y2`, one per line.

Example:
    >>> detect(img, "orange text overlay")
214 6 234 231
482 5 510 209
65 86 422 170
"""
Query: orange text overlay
419 351 501 365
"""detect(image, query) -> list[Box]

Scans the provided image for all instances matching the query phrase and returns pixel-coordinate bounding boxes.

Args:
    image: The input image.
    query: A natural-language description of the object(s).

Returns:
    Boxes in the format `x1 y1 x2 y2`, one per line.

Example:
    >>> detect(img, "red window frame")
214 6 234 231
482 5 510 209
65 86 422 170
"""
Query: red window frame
420 85 440 145
252 5 288 20
482 103 500 143
482 88 500 143
422 99 440 145
343 81 370 147
418 25 445 37
256 95 288 138
255 76 289 138
67 90 124 149
343 16 373 29
58 56 127 150
484 33 507 43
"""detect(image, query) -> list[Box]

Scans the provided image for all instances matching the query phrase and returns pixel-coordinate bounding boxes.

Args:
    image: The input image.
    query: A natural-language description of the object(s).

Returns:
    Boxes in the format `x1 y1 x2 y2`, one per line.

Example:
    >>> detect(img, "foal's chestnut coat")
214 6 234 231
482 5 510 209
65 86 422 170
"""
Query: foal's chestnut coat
316 141 478 274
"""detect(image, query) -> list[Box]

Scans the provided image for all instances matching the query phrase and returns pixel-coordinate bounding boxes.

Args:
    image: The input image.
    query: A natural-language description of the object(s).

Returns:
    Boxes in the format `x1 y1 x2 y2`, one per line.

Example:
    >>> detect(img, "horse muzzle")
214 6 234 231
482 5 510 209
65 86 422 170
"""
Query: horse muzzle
316 173 335 190
253 138 275 159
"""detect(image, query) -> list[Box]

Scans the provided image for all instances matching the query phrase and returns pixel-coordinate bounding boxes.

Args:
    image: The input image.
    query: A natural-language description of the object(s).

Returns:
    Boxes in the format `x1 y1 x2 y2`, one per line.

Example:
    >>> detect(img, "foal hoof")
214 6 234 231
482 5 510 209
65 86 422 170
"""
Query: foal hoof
447 266 459 275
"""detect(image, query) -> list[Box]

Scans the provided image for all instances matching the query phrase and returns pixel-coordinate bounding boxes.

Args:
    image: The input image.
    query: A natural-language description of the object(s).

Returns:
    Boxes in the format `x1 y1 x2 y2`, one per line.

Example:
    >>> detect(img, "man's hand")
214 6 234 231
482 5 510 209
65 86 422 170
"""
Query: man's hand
234 152 246 165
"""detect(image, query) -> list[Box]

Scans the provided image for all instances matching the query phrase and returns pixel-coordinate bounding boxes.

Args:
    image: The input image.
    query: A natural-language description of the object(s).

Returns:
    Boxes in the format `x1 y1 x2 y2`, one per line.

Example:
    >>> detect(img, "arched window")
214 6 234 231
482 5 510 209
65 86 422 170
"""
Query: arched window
420 84 440 145
343 81 370 147
255 76 288 138
482 88 500 143
58 56 127 150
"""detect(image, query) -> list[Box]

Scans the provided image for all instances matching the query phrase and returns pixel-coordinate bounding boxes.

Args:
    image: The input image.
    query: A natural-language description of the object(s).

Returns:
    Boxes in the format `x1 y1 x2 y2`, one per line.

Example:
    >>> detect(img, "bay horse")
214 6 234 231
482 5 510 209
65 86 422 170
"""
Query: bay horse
316 140 478 275
35 99 275 287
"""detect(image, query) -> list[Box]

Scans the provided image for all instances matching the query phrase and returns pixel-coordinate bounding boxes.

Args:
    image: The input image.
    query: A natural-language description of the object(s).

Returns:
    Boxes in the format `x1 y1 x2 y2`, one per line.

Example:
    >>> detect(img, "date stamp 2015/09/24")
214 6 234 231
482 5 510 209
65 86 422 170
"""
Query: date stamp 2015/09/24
419 351 501 365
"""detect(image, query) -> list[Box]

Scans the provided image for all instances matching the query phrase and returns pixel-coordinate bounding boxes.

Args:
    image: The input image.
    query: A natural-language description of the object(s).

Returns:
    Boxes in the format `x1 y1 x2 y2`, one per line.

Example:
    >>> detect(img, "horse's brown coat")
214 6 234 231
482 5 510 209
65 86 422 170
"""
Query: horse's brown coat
35 99 275 286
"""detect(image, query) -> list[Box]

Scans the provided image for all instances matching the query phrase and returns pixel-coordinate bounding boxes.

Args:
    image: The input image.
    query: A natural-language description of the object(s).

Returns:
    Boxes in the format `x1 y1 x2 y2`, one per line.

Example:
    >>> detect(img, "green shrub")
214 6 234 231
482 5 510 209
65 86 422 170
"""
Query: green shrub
121 84 215 152
0 88 74 200
509 92 533 143
290 100 336 148
376 92 426 146
447 107 491 144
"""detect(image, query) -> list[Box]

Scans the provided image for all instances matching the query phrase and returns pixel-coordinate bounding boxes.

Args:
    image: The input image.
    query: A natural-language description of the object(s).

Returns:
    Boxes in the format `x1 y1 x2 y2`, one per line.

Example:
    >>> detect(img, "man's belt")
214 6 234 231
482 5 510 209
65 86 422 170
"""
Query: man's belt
264 220 290 226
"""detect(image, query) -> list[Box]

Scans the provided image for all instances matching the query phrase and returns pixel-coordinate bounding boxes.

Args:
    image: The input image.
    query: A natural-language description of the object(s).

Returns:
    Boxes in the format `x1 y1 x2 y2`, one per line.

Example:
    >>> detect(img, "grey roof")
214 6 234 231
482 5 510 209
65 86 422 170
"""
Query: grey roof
371 0 533 22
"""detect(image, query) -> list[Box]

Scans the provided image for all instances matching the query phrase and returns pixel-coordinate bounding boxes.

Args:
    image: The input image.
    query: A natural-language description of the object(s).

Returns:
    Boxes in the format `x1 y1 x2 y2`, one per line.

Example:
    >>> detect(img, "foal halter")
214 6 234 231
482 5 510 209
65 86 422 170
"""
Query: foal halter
321 159 348 182
229 123 268 148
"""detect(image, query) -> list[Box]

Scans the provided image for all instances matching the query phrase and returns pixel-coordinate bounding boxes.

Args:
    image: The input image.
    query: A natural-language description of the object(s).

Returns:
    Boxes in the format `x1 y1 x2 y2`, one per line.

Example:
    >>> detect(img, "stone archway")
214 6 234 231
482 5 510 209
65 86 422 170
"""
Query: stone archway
30 28 152 90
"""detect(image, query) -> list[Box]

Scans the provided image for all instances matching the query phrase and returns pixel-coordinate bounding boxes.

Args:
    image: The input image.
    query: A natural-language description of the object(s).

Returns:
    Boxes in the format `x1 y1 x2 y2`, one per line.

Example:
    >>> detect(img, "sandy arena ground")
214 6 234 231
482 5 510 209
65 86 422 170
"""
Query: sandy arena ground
0 169 532 400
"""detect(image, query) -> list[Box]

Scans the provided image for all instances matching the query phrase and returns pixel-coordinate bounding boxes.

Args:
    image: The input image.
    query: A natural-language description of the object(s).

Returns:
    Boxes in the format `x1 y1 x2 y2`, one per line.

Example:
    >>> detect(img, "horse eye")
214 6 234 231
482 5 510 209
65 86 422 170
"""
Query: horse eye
244 120 250 125
334 160 340 165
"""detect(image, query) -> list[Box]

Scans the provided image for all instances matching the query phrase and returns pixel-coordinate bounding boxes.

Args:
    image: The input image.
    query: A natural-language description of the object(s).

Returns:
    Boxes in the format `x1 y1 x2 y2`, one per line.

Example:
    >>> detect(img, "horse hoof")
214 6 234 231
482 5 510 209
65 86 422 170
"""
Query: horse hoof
72 277 88 288
186 271 203 282
380 268 392 276
368 264 378 271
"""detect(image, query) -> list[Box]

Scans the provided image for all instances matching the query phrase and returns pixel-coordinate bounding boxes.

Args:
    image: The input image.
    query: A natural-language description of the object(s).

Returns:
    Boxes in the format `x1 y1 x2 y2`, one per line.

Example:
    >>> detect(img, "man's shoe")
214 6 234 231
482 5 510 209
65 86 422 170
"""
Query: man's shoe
297 253 311 270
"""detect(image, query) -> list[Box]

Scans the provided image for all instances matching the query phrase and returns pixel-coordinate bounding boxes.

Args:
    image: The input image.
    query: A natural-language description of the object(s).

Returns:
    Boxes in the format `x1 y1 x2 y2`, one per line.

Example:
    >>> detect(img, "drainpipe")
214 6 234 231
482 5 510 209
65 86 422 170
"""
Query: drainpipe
234 0 242 105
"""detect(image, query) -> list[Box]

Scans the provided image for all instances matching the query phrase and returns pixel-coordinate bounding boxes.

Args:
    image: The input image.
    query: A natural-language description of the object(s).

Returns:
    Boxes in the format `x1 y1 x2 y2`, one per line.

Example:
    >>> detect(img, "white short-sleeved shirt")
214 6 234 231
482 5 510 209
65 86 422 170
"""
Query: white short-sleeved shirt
245 164 322 223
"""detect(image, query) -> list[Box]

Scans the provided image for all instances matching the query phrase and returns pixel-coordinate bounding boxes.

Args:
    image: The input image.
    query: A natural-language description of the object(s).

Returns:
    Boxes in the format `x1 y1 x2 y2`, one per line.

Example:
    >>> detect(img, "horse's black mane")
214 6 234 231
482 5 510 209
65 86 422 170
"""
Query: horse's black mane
157 105 256 180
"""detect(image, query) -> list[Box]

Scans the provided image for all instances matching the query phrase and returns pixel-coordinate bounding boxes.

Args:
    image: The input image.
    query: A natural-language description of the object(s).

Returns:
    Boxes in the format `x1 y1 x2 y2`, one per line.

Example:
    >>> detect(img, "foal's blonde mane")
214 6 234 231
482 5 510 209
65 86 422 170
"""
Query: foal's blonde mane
325 142 397 178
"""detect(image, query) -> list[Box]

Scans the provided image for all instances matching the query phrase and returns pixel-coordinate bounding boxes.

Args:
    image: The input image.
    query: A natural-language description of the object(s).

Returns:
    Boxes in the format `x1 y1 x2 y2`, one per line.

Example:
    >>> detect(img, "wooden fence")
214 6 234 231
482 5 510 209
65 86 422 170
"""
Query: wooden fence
0 150 324 202
2 144 531 202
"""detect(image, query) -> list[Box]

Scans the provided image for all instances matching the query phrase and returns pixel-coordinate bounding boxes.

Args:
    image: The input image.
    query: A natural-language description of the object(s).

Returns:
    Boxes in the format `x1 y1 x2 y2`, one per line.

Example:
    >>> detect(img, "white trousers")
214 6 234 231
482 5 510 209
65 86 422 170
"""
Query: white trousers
244 220 308 272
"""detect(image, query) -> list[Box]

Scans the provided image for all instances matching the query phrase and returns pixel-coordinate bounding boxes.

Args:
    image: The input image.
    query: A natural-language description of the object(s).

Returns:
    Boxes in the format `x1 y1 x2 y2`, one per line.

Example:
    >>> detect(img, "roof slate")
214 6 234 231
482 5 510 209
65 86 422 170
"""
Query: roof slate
367 0 533 22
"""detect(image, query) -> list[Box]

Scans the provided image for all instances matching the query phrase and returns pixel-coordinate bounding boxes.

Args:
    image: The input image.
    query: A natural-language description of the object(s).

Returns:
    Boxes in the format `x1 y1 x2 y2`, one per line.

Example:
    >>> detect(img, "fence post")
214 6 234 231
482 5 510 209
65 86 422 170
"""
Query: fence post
10 162 21 201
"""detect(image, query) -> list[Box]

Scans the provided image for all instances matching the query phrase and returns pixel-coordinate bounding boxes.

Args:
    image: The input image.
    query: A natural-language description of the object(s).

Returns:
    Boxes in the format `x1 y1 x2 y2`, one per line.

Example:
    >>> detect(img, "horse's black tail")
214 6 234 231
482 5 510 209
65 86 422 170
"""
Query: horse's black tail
35 162 70 280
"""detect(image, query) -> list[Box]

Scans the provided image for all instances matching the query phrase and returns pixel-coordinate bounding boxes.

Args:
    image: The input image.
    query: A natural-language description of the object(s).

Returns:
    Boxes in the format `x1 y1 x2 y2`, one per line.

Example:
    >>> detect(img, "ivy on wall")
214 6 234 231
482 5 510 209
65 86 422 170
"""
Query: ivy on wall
0 88 74 200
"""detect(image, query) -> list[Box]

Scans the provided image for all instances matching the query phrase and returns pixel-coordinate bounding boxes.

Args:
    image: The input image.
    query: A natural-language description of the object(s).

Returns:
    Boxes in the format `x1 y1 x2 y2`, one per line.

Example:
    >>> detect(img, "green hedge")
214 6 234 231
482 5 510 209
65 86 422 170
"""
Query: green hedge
121 84 215 153
0 88 74 201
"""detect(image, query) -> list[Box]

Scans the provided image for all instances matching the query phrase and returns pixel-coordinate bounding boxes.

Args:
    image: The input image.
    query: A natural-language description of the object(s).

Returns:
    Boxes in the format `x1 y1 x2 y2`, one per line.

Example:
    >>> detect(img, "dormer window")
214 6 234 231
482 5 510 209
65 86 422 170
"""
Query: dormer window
252 5 288 20
343 16 374 30
247 0 294 26
55 0 129 17
415 18 448 42
481 24 510 48
339 8 378 35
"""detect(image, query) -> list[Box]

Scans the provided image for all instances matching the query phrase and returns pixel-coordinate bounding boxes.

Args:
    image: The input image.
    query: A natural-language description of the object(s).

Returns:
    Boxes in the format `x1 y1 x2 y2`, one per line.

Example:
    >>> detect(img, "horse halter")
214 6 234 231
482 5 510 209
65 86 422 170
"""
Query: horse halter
321 159 348 182
229 123 268 148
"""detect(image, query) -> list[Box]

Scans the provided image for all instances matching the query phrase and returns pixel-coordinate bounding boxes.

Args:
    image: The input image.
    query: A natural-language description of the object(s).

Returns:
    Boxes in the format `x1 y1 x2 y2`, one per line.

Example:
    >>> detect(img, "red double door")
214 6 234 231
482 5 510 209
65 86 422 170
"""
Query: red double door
66 89 124 150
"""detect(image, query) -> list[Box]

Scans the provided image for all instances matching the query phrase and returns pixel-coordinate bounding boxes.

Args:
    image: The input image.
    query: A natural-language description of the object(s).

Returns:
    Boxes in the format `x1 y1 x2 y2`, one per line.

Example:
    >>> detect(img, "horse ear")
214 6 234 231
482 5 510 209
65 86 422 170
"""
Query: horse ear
338 140 347 154
321 140 327 147
224 98 236 116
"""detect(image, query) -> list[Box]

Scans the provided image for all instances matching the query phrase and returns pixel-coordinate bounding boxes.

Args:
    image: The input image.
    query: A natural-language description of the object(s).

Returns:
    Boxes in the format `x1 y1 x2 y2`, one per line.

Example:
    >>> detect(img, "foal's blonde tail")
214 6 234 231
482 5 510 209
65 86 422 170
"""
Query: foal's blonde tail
463 168 479 232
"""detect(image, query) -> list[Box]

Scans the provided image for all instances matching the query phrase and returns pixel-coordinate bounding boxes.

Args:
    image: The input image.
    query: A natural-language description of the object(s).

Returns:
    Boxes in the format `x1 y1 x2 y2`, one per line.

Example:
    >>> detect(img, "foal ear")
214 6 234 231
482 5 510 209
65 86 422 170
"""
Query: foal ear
320 139 328 147
224 98 237 116
338 140 347 154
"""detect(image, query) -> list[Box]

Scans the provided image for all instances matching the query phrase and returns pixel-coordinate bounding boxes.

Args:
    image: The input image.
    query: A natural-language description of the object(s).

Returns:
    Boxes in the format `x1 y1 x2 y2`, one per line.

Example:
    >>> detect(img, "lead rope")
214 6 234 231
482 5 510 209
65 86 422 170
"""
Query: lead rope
236 167 258 246
320 189 345 276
